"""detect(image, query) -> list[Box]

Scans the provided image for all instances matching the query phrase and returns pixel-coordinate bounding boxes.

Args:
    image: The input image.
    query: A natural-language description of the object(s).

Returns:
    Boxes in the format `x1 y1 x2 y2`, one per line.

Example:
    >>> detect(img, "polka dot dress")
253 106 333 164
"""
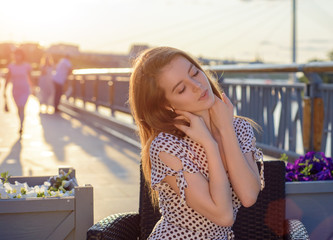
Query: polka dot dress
148 117 264 240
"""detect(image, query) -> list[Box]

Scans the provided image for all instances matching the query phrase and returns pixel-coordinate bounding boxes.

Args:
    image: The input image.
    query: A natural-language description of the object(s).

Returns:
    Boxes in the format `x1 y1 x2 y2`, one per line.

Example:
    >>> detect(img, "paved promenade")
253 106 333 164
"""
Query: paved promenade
0 91 140 224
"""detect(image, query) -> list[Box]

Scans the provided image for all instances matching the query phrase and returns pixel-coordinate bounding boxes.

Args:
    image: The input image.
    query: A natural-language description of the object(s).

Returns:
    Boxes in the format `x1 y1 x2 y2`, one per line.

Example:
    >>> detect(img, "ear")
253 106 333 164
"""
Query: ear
165 105 175 112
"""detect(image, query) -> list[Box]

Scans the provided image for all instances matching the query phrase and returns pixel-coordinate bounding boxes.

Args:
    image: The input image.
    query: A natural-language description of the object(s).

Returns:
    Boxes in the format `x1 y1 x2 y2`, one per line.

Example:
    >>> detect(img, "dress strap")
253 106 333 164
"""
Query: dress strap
168 168 188 204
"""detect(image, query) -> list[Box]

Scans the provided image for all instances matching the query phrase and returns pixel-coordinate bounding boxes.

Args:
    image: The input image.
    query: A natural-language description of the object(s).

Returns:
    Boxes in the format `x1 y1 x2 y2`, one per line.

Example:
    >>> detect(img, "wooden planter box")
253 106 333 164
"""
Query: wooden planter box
0 168 93 240
286 180 333 240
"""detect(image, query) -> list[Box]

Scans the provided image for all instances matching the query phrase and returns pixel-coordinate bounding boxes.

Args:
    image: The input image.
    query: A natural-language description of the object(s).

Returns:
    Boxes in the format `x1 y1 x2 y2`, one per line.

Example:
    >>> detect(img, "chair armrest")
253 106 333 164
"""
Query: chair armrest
284 219 310 240
87 212 140 240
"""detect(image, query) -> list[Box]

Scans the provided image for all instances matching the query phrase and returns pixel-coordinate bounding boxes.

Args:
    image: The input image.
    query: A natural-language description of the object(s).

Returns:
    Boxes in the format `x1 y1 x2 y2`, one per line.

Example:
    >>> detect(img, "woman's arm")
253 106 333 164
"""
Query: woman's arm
210 94 261 207
27 64 33 88
219 126 261 207
24 64 34 95
161 110 234 227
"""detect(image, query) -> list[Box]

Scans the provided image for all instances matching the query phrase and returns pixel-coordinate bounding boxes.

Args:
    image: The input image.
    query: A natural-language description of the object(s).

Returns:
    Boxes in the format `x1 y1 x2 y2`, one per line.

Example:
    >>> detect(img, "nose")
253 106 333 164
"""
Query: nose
191 79 202 91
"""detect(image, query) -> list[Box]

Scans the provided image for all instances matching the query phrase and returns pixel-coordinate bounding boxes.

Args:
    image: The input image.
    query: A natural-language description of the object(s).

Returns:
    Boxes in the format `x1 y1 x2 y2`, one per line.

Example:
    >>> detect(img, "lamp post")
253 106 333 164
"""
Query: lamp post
292 0 297 81
292 0 296 64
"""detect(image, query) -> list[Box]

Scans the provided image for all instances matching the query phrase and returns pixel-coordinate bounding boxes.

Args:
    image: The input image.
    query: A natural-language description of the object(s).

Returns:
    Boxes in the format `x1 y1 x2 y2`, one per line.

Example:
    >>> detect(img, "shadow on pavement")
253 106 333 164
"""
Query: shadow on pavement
39 111 140 181
0 138 23 176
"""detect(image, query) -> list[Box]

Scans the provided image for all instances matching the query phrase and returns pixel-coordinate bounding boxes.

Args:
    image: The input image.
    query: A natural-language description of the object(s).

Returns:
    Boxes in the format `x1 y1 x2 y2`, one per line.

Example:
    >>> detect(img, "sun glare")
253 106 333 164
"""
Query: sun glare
1 0 81 43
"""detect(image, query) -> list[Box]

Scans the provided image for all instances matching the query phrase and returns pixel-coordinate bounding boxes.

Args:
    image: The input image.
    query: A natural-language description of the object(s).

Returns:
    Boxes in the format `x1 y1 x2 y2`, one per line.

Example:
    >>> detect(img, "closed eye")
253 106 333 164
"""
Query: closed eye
178 86 186 94
192 69 199 77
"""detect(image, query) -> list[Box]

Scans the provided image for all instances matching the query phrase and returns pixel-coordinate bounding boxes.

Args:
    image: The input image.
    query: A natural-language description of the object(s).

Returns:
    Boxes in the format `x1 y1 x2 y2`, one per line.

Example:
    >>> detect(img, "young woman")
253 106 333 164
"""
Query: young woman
5 49 32 135
129 47 264 240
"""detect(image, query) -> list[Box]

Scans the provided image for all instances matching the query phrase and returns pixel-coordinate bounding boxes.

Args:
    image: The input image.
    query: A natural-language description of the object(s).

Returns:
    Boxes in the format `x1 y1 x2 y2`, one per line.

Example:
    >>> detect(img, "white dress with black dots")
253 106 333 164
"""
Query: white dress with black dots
148 117 264 240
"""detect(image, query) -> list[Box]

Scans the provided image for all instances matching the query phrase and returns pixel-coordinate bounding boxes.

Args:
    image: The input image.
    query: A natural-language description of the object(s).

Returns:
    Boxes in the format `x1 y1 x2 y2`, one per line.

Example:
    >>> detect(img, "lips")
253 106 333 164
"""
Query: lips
199 90 208 100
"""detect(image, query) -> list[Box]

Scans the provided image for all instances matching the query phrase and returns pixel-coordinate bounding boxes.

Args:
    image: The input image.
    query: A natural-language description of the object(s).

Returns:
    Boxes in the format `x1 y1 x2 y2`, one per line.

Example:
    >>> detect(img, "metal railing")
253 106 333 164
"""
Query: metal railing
209 62 333 159
62 62 333 159
66 68 132 114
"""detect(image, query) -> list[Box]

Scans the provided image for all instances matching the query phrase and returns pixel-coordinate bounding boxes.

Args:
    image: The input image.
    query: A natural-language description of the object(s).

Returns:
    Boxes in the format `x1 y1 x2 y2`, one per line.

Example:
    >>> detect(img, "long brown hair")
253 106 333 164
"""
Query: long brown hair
129 47 224 205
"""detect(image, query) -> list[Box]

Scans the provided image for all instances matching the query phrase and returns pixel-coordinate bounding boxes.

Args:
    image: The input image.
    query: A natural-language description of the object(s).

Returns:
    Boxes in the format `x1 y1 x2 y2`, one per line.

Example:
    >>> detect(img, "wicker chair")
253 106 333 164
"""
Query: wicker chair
87 160 309 240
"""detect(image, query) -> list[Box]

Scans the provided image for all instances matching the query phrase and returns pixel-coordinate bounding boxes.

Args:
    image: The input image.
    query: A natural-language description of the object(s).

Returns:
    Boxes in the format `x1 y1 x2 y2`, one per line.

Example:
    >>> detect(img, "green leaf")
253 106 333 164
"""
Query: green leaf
280 153 288 162
0 171 11 183
21 188 27 195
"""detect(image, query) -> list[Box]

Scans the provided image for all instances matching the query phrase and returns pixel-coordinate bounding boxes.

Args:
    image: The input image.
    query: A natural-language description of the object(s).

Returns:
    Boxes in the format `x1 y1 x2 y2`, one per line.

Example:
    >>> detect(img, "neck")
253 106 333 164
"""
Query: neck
196 110 212 133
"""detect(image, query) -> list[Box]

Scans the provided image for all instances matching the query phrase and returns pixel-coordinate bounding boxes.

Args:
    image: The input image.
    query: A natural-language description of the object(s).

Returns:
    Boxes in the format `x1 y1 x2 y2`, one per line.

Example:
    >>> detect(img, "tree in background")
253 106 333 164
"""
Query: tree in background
328 50 333 61
298 49 333 84
0 43 15 68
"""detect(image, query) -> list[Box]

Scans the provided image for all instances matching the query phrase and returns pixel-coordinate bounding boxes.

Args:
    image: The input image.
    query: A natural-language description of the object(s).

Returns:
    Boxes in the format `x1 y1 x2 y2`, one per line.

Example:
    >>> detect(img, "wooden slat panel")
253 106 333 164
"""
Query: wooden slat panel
0 198 75 213
47 212 75 240
74 184 93 240
0 211 73 240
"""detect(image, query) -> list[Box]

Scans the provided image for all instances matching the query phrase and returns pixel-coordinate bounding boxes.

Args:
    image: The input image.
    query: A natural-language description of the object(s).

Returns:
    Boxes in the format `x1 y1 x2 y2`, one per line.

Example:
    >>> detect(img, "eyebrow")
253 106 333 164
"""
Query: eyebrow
171 63 194 93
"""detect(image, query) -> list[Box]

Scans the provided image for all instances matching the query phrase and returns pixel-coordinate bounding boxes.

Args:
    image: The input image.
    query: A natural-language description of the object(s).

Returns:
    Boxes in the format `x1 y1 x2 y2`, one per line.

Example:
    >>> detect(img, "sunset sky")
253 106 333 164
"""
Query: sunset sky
0 0 332 63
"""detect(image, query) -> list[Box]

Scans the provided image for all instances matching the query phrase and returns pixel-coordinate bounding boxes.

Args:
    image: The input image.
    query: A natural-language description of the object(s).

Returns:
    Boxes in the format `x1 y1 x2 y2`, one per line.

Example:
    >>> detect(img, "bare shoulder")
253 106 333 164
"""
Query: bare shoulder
159 151 183 171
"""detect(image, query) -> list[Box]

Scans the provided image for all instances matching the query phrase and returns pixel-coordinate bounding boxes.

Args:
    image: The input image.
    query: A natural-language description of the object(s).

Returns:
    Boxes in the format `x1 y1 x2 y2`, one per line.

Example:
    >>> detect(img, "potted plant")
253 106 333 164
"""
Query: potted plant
284 151 333 240
0 168 93 240
0 169 77 199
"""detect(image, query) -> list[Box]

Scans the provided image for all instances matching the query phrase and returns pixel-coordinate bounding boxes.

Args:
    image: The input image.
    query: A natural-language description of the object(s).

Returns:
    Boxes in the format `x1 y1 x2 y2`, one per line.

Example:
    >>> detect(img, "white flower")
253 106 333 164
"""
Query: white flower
0 170 76 199
25 191 38 198
0 188 9 199
3 182 14 193
43 181 51 187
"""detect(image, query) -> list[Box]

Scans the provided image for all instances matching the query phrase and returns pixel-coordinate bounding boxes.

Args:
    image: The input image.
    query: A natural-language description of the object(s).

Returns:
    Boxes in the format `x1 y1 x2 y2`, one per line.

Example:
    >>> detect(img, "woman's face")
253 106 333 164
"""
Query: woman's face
158 56 215 115
14 53 24 63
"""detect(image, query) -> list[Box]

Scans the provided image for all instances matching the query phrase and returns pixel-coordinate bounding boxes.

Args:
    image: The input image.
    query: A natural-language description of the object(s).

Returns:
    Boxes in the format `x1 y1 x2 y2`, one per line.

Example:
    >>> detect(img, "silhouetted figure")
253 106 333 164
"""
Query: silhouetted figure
4 49 32 135
52 55 72 113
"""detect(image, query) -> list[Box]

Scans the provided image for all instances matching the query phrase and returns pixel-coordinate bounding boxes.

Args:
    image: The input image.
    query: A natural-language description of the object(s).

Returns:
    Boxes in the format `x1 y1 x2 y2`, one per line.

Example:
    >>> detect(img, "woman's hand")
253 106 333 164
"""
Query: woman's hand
174 110 214 146
209 93 234 131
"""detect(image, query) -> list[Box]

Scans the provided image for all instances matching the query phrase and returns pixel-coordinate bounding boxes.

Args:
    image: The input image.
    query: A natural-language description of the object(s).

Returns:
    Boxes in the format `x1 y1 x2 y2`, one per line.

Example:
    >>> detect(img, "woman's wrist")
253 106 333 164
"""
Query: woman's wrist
202 139 219 153
217 121 234 138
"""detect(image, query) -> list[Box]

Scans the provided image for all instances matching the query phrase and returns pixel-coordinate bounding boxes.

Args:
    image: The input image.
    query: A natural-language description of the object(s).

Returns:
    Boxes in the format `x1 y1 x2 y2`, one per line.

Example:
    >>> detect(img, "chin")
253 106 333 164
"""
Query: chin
207 94 215 106
191 101 215 113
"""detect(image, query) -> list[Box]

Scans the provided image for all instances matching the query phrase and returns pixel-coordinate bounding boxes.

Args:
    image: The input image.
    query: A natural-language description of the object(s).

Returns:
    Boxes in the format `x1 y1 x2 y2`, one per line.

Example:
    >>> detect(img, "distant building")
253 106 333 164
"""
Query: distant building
19 42 44 67
79 52 131 68
20 42 41 52
128 44 149 59
0 42 16 66
47 43 80 56
0 42 16 53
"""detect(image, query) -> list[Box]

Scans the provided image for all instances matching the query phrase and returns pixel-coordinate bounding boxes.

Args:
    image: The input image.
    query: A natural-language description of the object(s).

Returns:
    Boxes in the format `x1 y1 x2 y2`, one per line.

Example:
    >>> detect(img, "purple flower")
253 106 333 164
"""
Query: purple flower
285 152 333 182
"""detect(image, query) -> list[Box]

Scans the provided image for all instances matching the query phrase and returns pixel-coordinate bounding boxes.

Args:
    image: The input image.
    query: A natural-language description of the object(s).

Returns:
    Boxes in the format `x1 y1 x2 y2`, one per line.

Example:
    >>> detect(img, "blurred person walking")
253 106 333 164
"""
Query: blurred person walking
4 48 32 135
52 55 72 113
38 54 55 113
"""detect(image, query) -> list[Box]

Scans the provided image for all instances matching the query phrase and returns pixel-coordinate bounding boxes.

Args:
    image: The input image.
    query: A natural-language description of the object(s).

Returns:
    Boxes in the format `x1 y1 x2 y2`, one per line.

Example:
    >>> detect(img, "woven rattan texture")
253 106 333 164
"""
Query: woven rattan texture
285 219 310 240
87 212 140 240
139 164 162 240
232 161 286 240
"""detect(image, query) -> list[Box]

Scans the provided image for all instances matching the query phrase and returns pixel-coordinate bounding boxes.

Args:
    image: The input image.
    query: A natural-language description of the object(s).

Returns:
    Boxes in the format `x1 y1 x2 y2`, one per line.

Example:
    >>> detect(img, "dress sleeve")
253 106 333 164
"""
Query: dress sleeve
234 118 265 190
150 133 200 202
26 63 32 73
